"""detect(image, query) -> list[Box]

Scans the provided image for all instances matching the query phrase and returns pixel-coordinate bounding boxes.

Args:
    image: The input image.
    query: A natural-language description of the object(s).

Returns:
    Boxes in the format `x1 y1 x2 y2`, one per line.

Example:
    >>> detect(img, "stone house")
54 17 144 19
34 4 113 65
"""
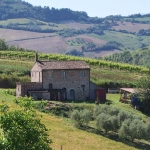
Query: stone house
16 54 91 100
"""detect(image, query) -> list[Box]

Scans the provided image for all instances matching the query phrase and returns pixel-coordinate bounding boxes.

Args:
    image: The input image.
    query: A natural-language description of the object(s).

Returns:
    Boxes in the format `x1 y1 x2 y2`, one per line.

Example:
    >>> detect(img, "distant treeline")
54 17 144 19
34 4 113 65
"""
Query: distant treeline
0 0 103 23
0 39 34 52
104 48 150 68
1 0 150 28
0 24 57 33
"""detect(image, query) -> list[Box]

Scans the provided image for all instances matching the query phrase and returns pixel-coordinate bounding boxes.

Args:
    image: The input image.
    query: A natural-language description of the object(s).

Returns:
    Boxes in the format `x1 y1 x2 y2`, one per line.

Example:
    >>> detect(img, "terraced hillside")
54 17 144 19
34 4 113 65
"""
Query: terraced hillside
1 0 150 58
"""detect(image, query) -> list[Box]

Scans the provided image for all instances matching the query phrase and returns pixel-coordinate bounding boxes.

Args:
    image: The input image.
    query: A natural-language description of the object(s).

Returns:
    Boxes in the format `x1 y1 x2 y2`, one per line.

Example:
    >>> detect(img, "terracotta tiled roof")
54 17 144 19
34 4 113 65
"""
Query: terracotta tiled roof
36 60 90 70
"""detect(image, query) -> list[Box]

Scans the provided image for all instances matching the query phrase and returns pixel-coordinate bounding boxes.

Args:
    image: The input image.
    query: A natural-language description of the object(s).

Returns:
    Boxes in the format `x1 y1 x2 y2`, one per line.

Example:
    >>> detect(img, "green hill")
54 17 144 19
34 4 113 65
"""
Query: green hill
0 50 148 88
1 0 150 60
104 47 150 68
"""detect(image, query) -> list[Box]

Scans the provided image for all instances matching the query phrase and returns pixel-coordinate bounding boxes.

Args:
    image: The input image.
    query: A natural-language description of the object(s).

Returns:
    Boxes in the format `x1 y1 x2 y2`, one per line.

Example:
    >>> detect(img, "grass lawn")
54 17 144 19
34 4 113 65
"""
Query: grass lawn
89 31 140 50
0 88 15 103
0 90 149 150
125 17 150 22
106 94 148 120
0 18 32 26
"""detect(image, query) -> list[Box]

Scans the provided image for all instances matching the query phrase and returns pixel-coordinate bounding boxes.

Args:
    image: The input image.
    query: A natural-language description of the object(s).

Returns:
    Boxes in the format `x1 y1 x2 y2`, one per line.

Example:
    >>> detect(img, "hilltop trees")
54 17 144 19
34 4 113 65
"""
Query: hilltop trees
0 0 102 23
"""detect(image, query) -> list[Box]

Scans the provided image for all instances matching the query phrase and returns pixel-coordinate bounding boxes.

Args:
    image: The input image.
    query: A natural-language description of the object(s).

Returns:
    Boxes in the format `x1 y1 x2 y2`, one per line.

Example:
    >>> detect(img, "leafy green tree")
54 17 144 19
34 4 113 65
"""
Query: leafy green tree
66 49 84 57
0 97 52 150
136 75 150 112
0 39 8 50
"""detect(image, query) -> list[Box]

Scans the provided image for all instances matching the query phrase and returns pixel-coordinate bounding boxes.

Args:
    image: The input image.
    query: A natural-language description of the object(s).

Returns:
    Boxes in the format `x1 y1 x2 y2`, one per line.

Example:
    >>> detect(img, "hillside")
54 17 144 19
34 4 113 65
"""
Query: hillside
1 0 150 59
104 47 150 68
0 50 149 88
1 90 148 150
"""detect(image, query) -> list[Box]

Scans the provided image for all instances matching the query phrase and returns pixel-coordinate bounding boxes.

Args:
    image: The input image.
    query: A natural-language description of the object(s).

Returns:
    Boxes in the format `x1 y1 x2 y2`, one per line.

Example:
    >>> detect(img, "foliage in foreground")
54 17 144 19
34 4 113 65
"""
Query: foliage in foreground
0 96 52 150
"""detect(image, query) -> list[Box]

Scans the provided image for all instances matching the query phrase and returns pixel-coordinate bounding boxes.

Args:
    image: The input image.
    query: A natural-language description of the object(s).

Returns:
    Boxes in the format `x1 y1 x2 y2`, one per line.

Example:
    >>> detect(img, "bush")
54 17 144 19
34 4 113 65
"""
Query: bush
71 109 91 128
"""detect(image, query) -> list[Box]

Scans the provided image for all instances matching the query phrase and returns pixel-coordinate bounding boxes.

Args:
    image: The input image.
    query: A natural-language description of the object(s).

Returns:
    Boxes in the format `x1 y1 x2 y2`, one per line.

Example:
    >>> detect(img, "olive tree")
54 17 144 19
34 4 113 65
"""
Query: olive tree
71 109 91 128
96 113 109 133
96 113 119 133
118 118 146 142
0 97 52 150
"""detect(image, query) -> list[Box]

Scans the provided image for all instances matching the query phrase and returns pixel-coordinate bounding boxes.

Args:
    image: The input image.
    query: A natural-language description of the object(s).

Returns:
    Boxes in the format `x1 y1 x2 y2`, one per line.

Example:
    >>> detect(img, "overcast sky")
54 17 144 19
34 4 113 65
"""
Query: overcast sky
24 0 150 18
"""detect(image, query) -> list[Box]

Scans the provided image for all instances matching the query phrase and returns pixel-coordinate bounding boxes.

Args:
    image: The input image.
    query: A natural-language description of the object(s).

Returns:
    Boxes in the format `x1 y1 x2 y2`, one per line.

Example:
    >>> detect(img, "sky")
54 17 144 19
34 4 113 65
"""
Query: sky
24 0 150 18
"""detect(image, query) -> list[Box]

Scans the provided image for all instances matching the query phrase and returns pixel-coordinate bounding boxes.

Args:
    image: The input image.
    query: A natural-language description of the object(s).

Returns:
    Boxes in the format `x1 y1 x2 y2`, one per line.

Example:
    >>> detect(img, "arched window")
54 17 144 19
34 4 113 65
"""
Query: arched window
62 87 67 100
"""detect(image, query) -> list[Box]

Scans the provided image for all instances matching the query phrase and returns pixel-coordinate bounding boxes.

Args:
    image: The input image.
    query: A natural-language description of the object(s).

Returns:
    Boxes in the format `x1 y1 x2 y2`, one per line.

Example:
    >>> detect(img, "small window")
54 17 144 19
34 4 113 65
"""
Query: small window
62 71 66 78
81 84 85 91
49 71 53 78
80 70 85 77
49 83 53 89
31 72 34 77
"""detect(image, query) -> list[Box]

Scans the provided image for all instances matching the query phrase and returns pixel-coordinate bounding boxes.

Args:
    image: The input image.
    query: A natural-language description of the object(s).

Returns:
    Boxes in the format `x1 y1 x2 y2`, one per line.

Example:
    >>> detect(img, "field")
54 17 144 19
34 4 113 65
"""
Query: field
0 18 32 26
90 66 143 86
125 17 150 22
90 31 140 50
0 28 117 57
1 18 150 57
1 89 149 150
62 21 94 30
112 21 150 32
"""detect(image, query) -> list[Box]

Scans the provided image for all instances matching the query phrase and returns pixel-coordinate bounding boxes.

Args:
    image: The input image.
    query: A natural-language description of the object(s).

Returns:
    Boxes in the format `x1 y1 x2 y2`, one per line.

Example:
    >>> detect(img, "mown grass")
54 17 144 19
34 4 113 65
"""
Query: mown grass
125 17 150 22
106 94 147 119
89 31 140 50
0 18 32 26
0 18 68 31
0 89 16 102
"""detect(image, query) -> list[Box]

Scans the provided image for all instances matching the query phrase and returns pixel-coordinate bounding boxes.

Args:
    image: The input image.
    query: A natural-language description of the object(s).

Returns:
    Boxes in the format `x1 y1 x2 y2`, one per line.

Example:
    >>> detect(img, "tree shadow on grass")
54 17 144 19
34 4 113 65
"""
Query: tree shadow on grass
80 126 150 150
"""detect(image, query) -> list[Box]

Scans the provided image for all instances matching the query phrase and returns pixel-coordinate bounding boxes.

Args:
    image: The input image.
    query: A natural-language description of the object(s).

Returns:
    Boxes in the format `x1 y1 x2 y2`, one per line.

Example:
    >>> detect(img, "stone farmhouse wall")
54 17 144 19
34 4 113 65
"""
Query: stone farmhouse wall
16 82 42 97
42 69 90 100
31 63 42 82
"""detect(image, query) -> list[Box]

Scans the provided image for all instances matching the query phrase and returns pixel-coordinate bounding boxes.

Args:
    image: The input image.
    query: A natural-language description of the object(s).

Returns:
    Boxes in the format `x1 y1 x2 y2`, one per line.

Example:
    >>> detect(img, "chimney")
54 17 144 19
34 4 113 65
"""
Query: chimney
35 52 38 62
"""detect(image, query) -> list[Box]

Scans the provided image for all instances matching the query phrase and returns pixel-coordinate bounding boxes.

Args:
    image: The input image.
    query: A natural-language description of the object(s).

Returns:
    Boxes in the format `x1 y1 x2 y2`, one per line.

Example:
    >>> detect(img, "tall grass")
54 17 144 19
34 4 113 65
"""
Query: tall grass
0 74 30 88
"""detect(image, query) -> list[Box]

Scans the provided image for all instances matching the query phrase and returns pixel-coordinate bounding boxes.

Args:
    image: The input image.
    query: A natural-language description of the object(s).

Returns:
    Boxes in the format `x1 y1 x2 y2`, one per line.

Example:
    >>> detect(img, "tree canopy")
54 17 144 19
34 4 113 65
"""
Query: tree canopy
0 96 52 150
